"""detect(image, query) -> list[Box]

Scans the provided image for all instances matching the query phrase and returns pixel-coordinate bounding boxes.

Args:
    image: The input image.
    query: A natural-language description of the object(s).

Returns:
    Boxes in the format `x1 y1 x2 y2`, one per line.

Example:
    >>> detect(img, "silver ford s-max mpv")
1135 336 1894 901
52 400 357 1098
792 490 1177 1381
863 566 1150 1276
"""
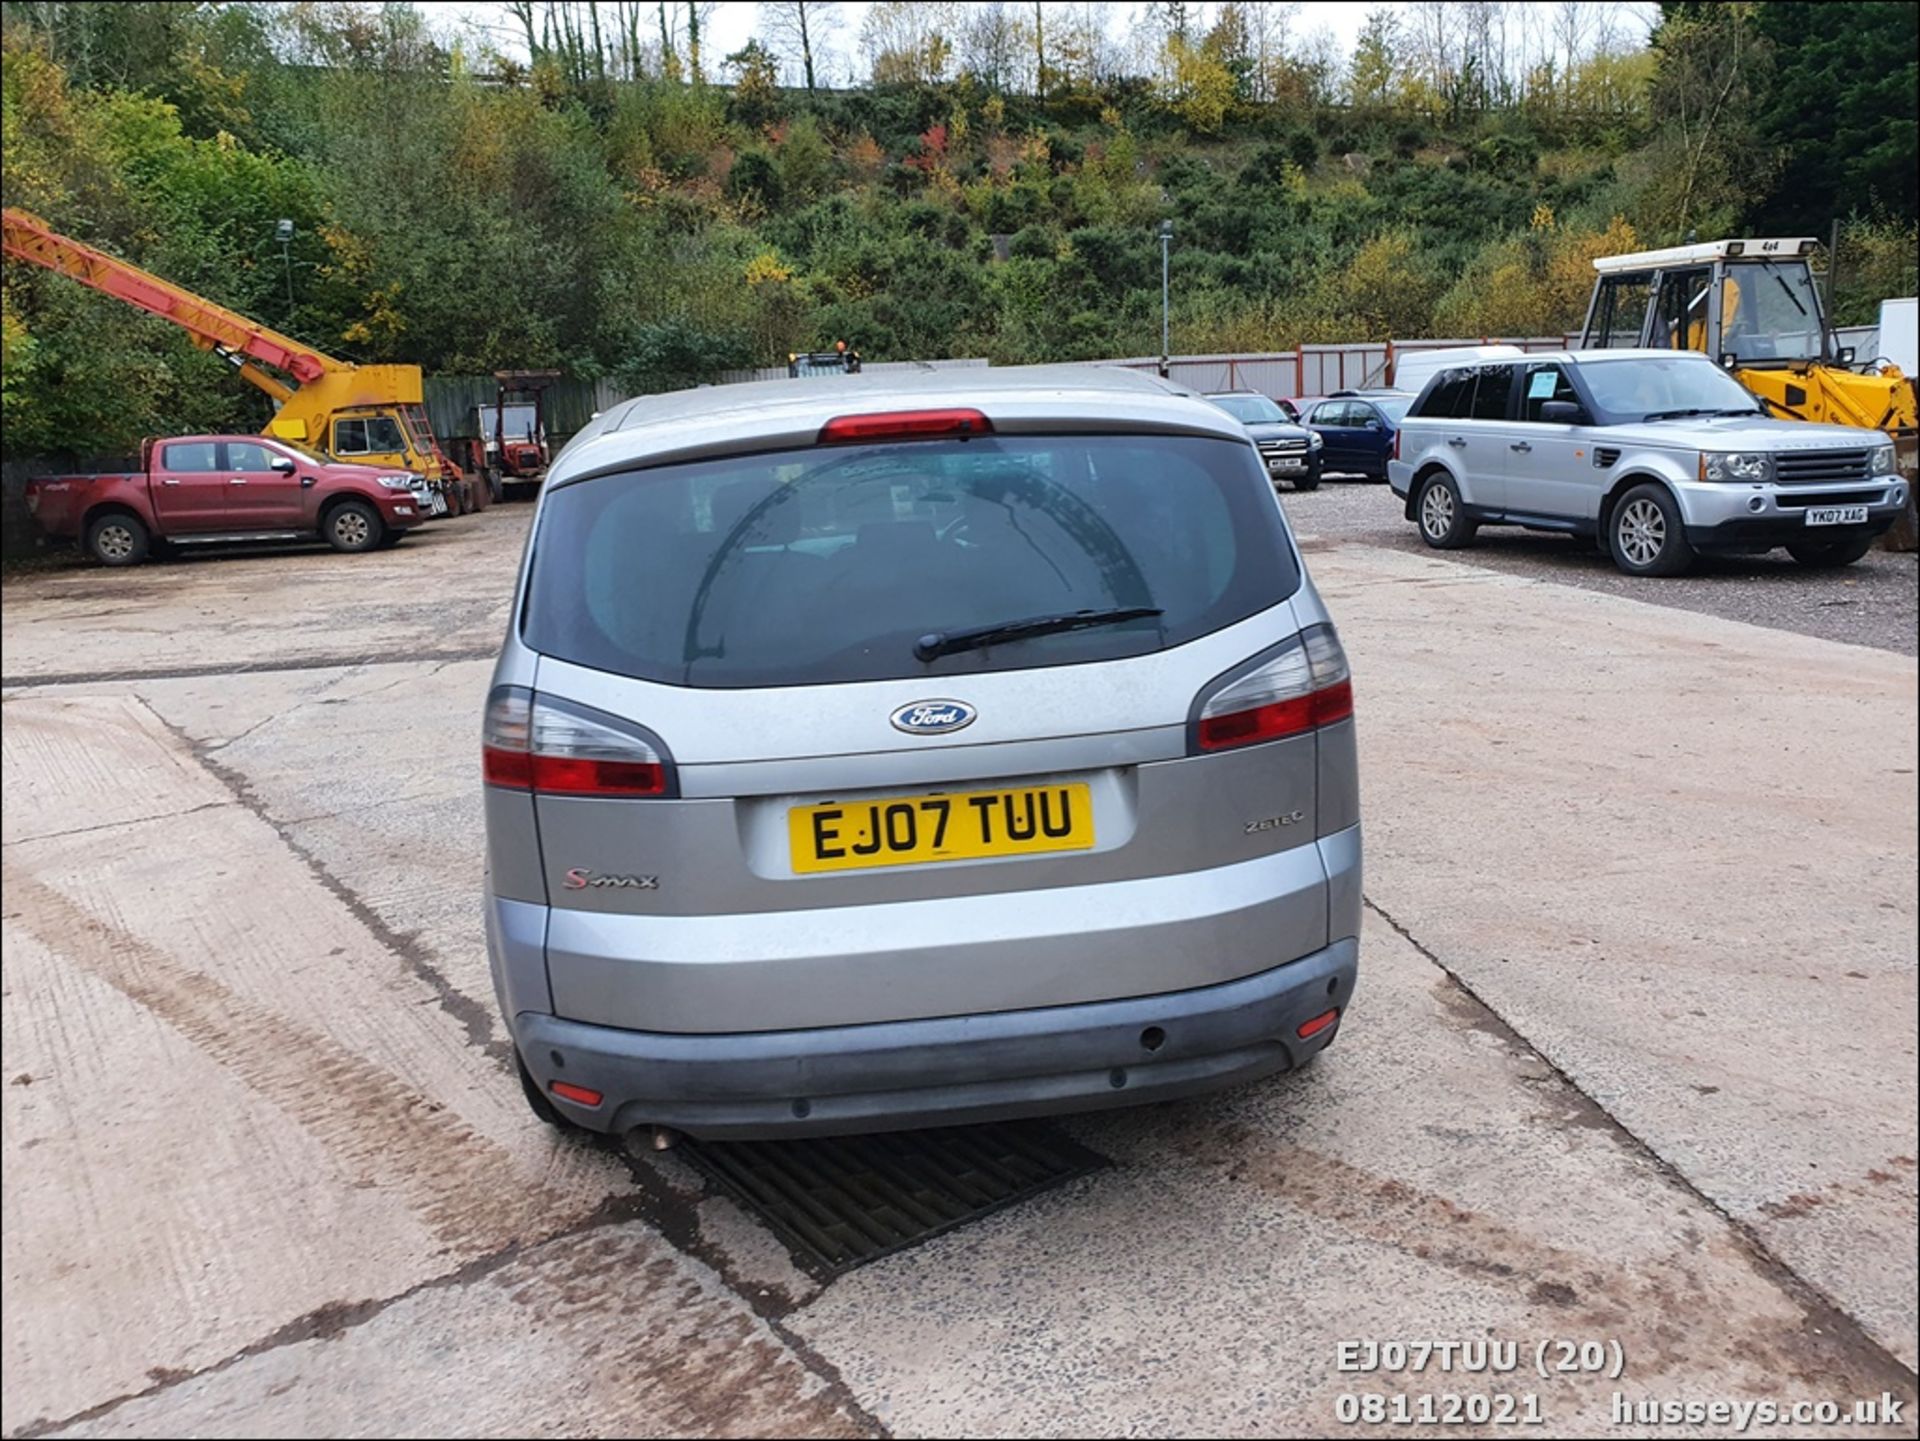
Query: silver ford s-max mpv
483 366 1361 1140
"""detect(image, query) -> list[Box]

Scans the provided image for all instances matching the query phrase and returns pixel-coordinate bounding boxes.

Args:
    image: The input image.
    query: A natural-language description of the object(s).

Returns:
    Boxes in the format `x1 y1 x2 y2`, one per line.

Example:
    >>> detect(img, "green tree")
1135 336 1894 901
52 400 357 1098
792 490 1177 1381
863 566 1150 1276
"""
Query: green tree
1339 229 1441 338
1160 33 1236 134
1747 2 1918 231
726 39 779 126
1349 8 1402 109
1644 2 1771 239
619 318 751 391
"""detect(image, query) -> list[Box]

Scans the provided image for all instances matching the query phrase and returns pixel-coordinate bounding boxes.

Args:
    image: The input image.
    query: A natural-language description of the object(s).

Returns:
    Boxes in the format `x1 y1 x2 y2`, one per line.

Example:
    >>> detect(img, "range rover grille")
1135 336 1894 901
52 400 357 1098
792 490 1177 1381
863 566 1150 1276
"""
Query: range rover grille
1774 450 1873 485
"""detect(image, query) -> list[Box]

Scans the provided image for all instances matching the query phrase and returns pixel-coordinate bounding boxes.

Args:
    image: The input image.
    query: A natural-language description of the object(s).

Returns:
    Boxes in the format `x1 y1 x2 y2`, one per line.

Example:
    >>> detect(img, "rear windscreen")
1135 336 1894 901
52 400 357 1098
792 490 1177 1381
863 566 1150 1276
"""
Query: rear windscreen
523 433 1301 688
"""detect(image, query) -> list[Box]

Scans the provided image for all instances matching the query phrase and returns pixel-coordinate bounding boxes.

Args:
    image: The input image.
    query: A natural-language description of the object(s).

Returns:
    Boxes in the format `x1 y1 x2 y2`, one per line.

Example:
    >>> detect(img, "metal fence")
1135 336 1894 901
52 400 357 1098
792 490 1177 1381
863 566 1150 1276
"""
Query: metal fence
423 359 992 443
408 332 1895 442
1093 337 1581 401
711 357 991 387
421 375 625 443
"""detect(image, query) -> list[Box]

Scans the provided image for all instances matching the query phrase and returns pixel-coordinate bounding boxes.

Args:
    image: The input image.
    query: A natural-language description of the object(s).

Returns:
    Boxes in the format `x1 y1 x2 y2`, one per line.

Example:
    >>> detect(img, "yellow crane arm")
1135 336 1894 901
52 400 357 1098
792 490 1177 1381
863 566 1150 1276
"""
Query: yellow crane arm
1 208 348 401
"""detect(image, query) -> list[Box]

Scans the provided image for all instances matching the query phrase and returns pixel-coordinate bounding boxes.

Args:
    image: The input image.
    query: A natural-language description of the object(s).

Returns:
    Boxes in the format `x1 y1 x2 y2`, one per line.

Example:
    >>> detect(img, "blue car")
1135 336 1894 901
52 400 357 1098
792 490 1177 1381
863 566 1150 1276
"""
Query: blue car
1303 390 1415 482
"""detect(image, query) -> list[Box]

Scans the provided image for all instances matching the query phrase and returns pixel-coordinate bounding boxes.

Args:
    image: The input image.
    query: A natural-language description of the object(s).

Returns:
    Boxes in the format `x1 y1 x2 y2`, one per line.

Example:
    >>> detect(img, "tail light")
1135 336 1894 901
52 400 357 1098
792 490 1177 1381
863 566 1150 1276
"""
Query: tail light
1192 624 1353 752
1392 426 1402 461
483 687 674 797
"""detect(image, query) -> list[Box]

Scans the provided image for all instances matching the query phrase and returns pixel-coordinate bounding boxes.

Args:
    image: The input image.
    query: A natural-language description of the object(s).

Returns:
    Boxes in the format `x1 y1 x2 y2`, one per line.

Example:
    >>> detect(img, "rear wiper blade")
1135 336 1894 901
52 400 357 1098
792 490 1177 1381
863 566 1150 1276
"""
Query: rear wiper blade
1641 407 1718 421
914 607 1163 662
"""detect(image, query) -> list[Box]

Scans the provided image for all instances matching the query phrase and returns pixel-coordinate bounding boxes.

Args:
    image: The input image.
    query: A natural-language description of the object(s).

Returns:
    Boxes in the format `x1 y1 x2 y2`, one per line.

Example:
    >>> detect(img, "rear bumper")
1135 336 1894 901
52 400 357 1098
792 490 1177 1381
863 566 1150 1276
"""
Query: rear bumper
534 826 1356 1033
514 936 1358 1139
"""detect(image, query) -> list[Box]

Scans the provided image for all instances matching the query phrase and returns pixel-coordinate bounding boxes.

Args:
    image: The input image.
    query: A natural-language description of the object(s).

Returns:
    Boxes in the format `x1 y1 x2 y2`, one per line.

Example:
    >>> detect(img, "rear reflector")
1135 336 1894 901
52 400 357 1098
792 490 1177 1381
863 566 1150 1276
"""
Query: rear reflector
481 744 533 789
1197 694 1316 750
529 755 664 797
818 408 992 444
550 1080 603 1106
1194 624 1353 753
1297 1009 1339 1040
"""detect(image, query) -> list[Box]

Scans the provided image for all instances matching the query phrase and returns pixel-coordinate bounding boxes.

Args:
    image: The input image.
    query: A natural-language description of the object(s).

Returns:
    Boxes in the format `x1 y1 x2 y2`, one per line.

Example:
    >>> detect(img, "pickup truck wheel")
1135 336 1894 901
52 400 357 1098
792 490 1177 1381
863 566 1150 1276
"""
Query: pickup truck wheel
1416 474 1477 549
1608 483 1694 577
324 500 384 553
86 513 149 567
1786 534 1875 568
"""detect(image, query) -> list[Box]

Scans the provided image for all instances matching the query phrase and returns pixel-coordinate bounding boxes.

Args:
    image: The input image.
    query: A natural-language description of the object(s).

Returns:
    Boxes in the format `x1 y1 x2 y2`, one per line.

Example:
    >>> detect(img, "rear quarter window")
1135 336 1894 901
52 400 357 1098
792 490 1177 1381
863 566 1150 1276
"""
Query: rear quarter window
161 442 219 472
1417 370 1475 419
524 433 1301 689
1469 366 1515 420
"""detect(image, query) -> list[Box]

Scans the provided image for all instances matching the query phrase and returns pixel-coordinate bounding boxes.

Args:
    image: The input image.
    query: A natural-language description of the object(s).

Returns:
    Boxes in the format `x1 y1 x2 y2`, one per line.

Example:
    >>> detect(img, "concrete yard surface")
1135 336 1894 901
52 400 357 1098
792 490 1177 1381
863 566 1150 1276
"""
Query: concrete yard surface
2 504 1915 1438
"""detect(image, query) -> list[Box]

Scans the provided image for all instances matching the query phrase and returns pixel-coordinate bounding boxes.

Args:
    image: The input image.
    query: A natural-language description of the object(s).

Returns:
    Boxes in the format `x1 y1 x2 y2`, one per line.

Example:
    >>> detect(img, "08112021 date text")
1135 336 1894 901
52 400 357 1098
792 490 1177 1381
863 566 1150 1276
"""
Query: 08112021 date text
1334 1392 1545 1425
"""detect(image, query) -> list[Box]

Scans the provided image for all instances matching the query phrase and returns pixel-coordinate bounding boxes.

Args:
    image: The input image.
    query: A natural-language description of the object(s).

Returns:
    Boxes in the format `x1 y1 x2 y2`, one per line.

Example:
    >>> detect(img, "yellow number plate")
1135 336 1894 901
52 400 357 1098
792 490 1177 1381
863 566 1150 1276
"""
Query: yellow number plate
789 783 1095 874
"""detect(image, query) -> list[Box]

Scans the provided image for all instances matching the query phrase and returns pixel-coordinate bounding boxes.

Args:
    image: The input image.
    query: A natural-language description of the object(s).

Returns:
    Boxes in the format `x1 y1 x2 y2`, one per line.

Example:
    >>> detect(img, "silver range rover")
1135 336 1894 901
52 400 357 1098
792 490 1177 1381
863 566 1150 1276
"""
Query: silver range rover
483 366 1363 1141
1388 349 1908 576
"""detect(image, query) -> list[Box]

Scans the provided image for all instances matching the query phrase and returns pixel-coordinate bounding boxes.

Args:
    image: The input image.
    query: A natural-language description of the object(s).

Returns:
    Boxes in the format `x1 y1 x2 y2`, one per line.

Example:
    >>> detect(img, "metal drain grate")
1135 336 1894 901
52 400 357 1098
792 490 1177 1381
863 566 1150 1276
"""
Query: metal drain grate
682 1122 1108 1277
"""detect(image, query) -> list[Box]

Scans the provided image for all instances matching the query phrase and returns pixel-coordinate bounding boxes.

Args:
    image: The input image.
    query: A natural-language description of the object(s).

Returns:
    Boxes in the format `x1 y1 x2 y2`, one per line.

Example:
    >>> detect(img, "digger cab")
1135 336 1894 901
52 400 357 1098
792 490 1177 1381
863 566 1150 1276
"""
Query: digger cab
787 341 862 378
1581 238 1853 372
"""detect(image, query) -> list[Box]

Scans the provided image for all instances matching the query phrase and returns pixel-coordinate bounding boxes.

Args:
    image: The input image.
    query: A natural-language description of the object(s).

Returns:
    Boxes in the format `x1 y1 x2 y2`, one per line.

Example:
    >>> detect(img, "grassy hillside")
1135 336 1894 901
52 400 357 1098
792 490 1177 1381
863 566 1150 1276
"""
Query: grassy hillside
2 1 1914 460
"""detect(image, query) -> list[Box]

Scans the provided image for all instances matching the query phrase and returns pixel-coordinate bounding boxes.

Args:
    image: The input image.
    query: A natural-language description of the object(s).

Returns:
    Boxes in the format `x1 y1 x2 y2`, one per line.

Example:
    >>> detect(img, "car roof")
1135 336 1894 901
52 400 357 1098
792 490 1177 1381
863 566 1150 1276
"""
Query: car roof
1203 389 1268 398
549 365 1248 487
1407 348 1713 375
1398 344 1524 364
1518 348 1717 367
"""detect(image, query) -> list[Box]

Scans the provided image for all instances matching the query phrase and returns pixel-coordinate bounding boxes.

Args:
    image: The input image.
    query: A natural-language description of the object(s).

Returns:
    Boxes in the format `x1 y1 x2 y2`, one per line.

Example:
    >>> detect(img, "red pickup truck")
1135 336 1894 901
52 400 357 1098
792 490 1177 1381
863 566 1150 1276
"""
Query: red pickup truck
25 435 429 566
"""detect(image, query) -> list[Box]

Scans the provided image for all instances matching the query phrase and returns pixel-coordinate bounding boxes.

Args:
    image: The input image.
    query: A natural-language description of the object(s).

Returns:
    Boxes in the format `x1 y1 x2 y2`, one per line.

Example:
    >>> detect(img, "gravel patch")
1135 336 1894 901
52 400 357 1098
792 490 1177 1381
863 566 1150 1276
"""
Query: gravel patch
1282 479 1920 657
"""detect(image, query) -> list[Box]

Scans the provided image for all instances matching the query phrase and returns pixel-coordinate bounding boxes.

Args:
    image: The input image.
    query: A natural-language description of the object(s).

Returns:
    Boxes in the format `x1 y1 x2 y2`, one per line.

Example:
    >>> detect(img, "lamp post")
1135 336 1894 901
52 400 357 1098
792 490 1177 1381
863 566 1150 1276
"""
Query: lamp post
1159 220 1174 378
275 218 295 317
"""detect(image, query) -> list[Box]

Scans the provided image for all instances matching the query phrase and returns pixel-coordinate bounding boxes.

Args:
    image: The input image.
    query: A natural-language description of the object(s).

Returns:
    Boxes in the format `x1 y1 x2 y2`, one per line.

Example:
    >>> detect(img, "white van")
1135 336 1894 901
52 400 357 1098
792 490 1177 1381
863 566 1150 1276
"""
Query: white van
1390 344 1524 398
1876 298 1917 376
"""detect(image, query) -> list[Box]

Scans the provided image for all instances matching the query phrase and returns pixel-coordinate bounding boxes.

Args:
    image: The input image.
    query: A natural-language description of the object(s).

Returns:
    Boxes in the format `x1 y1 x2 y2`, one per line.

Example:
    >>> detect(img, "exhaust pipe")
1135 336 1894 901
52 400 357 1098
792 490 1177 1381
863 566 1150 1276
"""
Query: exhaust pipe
622 1124 682 1157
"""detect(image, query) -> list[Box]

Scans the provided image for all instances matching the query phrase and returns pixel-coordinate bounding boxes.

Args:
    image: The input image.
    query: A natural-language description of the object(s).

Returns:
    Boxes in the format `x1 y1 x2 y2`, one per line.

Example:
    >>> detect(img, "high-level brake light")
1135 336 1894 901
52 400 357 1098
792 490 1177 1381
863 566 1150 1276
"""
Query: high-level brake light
817 408 992 444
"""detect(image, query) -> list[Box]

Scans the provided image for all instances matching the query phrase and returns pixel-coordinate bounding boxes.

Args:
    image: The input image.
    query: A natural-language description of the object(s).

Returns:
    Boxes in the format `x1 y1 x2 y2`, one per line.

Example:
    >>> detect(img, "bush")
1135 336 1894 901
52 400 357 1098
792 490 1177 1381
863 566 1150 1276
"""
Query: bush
1007 224 1057 260
617 320 753 393
727 149 781 207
